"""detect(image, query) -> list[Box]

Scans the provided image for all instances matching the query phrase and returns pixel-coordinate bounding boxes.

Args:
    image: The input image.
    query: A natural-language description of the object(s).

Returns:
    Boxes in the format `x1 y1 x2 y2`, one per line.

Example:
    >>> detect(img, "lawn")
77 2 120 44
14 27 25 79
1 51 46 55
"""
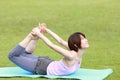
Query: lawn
0 0 120 80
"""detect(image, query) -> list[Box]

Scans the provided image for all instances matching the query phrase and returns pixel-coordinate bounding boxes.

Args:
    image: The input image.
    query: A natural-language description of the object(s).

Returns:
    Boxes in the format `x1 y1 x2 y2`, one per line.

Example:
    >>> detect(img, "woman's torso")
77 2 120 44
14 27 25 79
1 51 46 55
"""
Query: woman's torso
47 59 80 76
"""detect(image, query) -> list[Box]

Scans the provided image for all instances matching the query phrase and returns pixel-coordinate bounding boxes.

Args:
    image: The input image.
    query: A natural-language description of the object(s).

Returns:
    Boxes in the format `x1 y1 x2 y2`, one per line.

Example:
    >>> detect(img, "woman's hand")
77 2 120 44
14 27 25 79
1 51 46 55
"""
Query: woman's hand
32 27 41 35
30 23 47 40
30 27 41 40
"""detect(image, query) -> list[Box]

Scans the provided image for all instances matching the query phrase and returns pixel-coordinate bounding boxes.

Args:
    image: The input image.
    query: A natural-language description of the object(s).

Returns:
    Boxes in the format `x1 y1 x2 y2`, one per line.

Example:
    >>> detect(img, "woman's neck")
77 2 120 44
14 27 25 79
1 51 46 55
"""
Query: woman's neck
77 49 85 58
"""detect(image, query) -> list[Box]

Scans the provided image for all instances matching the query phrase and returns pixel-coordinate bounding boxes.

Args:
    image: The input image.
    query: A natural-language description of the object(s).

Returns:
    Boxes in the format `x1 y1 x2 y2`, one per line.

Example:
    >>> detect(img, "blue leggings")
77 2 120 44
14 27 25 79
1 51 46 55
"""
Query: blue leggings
8 45 38 73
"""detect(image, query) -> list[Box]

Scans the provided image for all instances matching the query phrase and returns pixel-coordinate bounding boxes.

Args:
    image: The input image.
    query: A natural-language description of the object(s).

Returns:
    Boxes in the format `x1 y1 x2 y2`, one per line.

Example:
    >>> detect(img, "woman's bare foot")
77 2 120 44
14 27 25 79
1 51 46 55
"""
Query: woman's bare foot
30 32 39 40
38 23 47 34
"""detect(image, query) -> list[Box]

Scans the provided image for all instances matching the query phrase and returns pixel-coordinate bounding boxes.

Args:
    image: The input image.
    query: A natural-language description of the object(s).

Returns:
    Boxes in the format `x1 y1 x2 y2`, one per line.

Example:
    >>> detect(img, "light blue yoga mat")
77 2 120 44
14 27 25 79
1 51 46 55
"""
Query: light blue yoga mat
0 67 113 80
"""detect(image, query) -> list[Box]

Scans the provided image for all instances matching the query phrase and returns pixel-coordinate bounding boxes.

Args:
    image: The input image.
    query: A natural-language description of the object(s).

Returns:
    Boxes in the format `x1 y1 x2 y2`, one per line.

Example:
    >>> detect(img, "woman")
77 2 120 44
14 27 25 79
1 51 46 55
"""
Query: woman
8 23 89 76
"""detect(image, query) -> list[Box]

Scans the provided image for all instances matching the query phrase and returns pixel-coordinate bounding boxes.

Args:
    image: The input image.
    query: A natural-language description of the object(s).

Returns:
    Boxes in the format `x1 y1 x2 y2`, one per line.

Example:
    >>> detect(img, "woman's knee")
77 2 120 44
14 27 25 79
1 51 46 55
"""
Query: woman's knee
8 45 25 60
8 50 15 61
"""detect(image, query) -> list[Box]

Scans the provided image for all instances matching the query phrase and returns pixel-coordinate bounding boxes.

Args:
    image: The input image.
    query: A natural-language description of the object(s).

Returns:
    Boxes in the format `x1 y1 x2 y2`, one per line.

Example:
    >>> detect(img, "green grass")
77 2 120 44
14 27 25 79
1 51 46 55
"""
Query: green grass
0 0 120 80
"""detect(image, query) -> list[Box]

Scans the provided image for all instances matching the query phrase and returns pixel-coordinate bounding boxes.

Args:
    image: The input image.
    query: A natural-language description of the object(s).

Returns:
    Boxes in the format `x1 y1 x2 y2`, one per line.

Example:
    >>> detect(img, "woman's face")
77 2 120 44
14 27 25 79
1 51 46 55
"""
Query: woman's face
80 35 89 49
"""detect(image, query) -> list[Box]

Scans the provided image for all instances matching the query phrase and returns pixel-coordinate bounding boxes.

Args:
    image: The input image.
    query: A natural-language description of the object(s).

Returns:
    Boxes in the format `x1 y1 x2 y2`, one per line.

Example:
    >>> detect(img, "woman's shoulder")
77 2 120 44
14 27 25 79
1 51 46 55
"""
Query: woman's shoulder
70 50 78 57
64 50 78 60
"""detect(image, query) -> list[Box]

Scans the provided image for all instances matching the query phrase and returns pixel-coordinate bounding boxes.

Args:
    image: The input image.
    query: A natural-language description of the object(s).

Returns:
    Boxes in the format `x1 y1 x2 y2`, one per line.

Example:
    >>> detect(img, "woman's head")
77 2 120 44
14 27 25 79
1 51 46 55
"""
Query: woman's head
68 32 89 52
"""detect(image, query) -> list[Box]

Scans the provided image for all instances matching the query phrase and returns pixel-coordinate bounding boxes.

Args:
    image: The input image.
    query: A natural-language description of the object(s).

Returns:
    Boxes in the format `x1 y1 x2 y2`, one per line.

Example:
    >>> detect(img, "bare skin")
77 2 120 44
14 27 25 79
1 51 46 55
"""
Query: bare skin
19 23 89 67
31 23 89 67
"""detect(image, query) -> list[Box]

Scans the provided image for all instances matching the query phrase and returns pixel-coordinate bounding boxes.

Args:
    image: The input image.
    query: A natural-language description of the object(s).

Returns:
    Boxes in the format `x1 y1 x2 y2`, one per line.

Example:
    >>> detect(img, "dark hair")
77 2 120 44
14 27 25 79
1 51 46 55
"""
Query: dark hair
68 32 86 52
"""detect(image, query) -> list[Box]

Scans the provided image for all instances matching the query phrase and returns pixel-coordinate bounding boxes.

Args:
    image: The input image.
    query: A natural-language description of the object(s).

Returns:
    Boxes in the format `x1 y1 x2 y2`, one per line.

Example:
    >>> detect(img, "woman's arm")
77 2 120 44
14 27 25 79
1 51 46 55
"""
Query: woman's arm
32 27 74 59
46 29 69 49
37 33 74 59
32 26 75 59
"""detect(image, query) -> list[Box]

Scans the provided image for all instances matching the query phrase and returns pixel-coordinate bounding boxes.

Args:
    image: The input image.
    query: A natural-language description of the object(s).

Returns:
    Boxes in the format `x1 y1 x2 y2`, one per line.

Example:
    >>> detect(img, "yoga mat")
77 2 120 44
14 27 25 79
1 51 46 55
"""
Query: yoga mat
0 67 113 80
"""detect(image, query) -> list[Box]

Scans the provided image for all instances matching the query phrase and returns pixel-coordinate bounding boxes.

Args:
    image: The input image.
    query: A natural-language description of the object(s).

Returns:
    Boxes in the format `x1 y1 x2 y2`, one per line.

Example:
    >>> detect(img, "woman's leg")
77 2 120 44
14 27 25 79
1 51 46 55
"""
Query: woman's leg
8 45 38 73
25 39 38 54
8 33 39 73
